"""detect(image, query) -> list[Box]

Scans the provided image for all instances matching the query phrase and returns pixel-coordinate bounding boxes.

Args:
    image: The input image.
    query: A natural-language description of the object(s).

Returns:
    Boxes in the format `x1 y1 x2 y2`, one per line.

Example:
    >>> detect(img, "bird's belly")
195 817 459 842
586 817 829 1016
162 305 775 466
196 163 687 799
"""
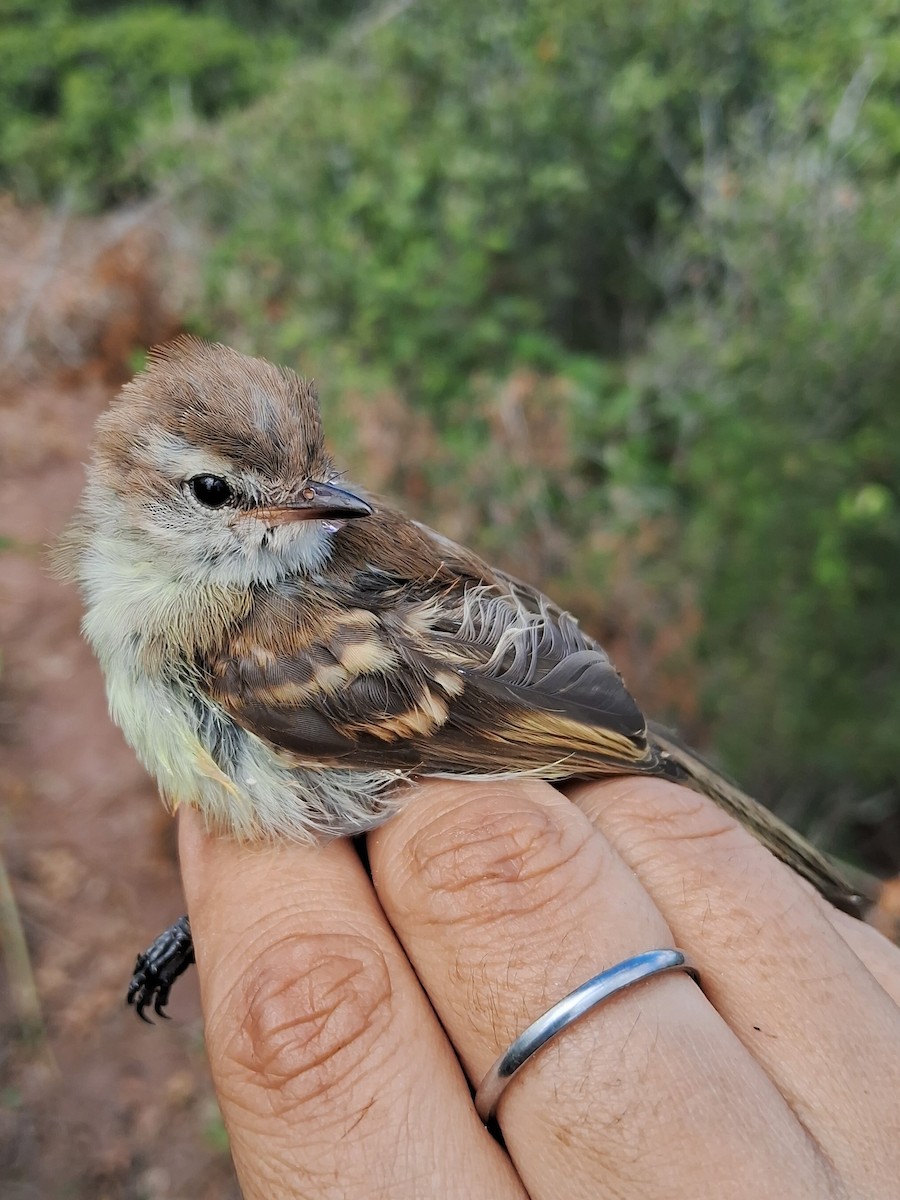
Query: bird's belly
104 664 403 841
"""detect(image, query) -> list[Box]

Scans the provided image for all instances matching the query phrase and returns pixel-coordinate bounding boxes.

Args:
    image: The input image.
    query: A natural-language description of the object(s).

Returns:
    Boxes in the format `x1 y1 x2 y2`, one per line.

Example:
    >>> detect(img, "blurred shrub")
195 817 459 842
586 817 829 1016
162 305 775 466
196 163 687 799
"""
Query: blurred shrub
0 0 293 205
169 0 898 407
193 0 372 39
611 136 900 821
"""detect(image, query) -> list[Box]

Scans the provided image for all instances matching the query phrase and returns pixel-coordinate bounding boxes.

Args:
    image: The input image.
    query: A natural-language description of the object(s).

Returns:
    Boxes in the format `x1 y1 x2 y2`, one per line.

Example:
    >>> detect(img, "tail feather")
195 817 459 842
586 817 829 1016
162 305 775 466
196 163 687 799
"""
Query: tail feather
648 723 874 919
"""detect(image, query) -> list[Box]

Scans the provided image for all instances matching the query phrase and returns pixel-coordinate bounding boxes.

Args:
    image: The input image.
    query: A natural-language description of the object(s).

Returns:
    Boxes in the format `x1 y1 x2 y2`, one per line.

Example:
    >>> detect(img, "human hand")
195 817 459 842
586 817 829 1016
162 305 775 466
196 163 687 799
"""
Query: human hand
178 777 900 1199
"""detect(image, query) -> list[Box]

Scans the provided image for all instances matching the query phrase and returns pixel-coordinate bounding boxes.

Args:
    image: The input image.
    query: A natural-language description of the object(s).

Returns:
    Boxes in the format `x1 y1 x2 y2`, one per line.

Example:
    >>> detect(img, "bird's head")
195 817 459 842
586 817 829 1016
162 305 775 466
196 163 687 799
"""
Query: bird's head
71 338 372 590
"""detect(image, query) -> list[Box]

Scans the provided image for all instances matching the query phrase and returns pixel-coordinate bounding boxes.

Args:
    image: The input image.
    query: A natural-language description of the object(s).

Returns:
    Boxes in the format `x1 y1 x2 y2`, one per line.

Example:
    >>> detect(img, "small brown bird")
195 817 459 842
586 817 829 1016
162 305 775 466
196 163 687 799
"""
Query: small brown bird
59 338 868 1018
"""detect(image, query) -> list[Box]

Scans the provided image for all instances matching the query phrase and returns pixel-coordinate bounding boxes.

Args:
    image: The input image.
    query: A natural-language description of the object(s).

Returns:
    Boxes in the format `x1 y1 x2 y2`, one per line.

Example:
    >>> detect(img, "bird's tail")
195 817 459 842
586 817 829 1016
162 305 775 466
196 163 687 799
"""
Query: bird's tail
648 722 877 919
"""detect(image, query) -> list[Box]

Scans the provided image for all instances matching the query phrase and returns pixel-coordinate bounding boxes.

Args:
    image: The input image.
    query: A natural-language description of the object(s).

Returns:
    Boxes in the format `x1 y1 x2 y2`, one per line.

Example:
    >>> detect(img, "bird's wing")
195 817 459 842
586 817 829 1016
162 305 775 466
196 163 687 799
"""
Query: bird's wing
197 544 872 922
201 568 662 779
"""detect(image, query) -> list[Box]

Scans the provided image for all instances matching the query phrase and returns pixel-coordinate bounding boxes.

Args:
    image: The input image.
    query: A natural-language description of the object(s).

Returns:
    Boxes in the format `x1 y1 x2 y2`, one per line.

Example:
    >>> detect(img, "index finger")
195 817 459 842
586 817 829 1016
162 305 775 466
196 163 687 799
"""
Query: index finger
178 808 524 1200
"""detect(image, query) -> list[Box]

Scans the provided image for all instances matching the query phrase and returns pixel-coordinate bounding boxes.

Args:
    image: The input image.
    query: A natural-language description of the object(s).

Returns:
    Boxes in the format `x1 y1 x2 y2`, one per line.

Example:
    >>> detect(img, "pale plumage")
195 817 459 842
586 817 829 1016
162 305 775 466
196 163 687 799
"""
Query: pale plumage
59 338 868 1018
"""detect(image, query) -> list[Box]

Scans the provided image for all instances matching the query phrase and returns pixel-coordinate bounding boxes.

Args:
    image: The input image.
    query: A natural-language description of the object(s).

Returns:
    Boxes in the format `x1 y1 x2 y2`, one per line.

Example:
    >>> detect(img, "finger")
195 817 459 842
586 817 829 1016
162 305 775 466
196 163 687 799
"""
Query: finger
569 776 900 1196
178 809 524 1200
370 779 838 1200
827 909 900 1006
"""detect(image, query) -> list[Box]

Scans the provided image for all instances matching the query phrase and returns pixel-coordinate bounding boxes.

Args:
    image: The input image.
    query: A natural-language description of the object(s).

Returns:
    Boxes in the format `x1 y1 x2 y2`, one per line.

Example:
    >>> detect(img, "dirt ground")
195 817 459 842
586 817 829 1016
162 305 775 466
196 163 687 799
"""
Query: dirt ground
0 198 240 1200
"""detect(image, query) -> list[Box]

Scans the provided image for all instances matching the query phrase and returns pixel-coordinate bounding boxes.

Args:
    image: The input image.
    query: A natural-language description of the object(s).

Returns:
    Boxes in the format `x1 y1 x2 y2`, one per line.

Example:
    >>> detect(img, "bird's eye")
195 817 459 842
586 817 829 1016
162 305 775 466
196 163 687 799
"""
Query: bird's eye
188 475 234 508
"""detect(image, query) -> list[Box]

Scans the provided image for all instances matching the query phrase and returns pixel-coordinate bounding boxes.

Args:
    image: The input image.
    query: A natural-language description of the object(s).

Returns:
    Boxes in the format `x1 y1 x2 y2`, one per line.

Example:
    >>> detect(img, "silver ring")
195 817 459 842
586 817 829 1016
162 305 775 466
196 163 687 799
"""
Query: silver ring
474 948 700 1123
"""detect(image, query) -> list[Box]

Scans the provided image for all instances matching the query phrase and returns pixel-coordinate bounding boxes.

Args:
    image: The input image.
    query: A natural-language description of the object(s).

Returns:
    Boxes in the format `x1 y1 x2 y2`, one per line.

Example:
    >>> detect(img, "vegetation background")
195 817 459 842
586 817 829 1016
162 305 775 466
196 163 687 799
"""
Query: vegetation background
1 1 898 1195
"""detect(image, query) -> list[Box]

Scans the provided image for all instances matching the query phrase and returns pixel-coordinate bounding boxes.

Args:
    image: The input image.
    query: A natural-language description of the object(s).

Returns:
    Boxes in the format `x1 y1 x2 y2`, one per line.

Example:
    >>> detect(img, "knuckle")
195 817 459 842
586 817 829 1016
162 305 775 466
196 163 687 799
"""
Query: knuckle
208 928 393 1121
610 778 748 862
596 780 813 947
406 787 595 927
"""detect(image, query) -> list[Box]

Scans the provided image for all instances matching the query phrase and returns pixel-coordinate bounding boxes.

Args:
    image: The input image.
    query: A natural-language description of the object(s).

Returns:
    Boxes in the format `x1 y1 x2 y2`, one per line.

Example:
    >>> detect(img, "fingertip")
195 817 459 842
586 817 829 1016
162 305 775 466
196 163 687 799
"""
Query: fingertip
177 806 256 917
176 804 205 859
369 776 569 855
176 805 217 906
565 773 700 815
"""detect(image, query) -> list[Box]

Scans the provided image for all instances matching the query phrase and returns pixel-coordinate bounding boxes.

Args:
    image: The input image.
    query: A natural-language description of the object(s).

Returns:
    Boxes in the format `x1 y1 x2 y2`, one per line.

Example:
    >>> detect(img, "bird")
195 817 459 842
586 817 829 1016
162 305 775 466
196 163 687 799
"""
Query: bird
57 337 869 1019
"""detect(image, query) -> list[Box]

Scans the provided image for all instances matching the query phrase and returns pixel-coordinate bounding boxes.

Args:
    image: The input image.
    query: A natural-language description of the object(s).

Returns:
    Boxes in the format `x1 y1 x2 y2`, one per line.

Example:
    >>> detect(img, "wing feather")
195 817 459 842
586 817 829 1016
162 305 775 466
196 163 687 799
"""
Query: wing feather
196 512 870 918
201 565 661 779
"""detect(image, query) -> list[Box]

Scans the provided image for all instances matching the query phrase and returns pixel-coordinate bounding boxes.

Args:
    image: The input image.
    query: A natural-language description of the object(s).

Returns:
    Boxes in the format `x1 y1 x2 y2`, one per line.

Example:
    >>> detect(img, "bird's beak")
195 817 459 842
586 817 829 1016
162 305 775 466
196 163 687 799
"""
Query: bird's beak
250 482 373 524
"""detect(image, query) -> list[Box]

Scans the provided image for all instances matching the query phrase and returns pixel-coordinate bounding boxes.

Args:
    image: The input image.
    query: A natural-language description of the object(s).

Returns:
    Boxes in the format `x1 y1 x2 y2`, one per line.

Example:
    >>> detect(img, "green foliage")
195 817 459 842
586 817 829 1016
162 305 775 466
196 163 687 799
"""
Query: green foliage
614 142 900 811
197 0 372 39
0 1 293 205
173 0 898 410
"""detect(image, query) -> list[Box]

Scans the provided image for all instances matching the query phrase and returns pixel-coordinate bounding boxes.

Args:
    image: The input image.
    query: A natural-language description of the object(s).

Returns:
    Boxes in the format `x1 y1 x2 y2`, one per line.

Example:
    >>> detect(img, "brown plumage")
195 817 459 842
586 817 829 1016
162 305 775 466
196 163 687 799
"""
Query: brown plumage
203 557 653 774
96 338 331 488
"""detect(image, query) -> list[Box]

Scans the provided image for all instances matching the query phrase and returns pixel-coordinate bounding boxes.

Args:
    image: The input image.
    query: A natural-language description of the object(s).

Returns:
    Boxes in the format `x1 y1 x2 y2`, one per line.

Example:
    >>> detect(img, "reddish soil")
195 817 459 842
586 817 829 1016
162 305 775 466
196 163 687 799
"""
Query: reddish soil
0 199 239 1200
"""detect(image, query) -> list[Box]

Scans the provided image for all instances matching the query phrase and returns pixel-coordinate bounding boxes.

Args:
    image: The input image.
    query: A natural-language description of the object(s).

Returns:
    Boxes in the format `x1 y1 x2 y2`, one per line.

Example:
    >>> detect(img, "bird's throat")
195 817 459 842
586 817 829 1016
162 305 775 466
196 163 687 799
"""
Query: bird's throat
79 532 252 674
